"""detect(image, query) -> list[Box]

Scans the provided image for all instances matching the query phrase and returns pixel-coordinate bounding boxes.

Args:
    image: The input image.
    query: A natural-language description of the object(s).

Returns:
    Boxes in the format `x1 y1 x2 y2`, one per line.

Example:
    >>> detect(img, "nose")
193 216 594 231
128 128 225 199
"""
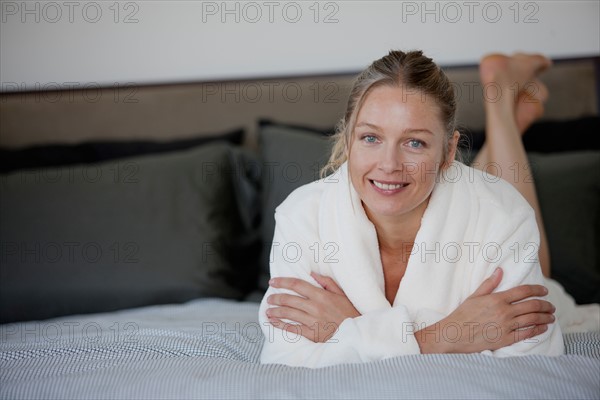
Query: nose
378 144 403 174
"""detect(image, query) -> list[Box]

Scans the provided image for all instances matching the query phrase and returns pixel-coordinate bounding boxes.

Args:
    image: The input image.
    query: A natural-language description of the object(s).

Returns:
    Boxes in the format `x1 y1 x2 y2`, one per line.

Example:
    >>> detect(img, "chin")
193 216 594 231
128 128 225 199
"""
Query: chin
362 188 431 221
363 197 411 218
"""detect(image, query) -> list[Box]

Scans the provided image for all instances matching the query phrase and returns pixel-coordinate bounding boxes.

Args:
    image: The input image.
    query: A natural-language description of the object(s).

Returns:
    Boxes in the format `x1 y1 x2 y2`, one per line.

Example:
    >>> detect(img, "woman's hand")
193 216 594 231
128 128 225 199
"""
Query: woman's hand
266 272 361 343
415 267 556 354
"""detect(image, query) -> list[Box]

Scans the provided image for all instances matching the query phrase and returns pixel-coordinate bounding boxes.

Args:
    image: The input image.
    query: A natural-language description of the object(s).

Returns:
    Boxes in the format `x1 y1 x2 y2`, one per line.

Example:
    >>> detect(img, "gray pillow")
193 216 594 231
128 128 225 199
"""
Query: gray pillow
0 142 260 323
257 125 333 292
528 151 600 304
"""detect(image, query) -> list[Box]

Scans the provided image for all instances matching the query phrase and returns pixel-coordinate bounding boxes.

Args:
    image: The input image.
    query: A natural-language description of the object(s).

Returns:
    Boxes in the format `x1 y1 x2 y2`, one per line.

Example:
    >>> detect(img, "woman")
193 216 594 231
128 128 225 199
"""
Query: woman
258 51 589 368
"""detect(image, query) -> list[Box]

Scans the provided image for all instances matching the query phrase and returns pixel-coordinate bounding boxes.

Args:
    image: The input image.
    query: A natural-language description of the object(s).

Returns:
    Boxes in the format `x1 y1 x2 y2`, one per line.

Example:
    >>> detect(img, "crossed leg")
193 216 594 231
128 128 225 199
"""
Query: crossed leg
472 53 552 277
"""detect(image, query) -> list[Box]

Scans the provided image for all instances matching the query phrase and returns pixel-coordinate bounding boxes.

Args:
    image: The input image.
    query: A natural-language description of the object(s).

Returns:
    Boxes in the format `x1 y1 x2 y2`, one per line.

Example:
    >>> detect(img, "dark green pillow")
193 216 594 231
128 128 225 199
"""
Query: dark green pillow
528 151 600 304
257 125 333 292
0 142 260 323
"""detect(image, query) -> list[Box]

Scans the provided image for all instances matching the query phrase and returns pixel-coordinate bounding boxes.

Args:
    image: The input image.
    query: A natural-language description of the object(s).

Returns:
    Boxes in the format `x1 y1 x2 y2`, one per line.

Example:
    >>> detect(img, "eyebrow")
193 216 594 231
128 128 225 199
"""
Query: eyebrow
355 122 434 135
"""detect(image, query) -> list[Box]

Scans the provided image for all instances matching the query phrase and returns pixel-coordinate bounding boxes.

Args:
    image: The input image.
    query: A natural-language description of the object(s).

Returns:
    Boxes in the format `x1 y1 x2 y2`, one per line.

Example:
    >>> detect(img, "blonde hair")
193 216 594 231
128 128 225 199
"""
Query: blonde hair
322 50 458 177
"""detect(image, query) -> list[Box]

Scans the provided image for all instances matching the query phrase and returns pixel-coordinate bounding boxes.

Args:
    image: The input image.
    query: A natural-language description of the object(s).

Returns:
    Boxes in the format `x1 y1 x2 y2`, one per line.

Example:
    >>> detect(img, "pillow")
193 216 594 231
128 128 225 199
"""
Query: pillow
0 142 261 323
459 116 600 159
528 151 600 304
522 117 600 153
258 119 335 136
0 129 244 173
257 124 333 292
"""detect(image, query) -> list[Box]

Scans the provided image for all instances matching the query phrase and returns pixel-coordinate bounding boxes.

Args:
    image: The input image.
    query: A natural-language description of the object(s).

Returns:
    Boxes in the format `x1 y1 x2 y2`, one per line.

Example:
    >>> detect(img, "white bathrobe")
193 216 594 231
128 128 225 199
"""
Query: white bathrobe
259 161 594 368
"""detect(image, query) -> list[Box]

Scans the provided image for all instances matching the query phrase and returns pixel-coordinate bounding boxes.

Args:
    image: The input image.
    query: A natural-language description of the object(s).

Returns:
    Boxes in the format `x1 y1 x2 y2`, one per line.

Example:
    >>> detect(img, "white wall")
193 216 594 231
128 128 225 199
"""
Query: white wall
1 0 599 91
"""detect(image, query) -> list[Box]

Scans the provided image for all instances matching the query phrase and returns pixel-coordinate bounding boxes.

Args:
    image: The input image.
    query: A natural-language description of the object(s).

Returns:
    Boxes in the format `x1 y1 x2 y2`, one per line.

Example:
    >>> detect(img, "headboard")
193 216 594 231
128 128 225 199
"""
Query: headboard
1 57 597 149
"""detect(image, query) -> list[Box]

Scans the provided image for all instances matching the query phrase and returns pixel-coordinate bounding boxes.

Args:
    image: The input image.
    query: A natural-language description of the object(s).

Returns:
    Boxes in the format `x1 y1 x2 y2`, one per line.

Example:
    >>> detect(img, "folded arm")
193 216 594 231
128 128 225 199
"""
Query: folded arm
456 204 563 356
259 214 422 368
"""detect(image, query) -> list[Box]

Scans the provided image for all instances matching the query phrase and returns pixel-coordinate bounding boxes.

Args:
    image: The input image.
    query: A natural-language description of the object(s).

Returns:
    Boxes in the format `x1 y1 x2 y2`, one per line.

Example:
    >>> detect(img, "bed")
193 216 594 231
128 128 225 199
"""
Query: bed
1 299 599 399
1 57 599 399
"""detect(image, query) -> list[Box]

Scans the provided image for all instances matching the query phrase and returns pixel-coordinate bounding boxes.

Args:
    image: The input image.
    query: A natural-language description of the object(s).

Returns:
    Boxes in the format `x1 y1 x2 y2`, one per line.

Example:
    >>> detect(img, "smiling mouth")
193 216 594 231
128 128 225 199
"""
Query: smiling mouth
370 180 409 191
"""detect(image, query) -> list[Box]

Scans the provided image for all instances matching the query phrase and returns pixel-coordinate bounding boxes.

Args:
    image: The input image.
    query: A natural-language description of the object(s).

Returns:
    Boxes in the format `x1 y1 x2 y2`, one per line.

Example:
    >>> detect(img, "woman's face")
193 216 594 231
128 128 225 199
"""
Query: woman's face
348 85 456 224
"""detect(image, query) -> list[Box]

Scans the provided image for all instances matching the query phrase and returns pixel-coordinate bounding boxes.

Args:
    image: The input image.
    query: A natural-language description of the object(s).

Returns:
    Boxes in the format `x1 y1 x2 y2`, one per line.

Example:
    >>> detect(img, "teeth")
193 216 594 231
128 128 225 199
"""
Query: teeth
372 180 406 190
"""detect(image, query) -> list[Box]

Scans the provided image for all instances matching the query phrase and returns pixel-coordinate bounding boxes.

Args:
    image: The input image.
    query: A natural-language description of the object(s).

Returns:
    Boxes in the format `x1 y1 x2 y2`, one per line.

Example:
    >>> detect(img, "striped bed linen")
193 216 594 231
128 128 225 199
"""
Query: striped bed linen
1 298 598 399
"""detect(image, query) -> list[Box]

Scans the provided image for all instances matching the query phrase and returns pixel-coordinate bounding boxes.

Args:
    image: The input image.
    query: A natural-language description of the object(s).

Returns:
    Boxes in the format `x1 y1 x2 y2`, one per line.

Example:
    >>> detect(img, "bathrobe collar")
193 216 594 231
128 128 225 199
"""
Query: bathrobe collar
318 161 471 315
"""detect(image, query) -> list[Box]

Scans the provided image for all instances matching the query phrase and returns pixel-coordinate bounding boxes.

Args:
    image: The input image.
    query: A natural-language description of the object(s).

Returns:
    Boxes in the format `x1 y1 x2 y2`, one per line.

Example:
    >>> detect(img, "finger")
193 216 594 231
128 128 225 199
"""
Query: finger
311 272 345 295
266 306 314 327
470 267 503 298
269 277 322 298
500 284 548 304
511 313 555 331
510 324 548 344
510 299 555 318
267 293 319 316
268 319 317 342
267 293 304 307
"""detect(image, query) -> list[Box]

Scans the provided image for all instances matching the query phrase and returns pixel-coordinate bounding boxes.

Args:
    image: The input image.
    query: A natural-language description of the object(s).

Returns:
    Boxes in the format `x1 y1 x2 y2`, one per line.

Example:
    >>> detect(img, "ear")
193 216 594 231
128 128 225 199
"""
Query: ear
443 130 460 168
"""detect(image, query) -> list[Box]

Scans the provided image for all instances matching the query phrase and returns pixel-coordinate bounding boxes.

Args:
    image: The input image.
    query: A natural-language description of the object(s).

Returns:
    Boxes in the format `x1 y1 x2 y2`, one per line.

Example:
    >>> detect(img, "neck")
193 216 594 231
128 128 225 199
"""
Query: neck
365 197 429 254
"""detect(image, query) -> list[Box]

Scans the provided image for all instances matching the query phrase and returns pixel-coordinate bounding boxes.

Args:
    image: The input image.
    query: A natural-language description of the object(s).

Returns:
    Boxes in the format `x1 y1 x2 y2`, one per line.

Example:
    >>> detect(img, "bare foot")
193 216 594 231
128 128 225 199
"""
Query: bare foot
514 78 549 133
479 53 552 133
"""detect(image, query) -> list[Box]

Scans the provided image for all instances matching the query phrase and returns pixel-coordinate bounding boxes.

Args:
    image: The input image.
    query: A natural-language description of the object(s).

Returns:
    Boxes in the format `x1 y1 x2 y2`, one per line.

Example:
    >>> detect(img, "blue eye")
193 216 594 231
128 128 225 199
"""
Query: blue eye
408 139 424 148
362 135 377 144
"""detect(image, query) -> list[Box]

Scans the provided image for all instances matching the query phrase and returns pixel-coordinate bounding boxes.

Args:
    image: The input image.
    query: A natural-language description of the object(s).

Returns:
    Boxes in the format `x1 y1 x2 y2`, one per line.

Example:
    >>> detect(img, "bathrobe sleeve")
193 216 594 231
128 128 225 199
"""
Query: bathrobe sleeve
470 204 564 357
259 213 422 368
